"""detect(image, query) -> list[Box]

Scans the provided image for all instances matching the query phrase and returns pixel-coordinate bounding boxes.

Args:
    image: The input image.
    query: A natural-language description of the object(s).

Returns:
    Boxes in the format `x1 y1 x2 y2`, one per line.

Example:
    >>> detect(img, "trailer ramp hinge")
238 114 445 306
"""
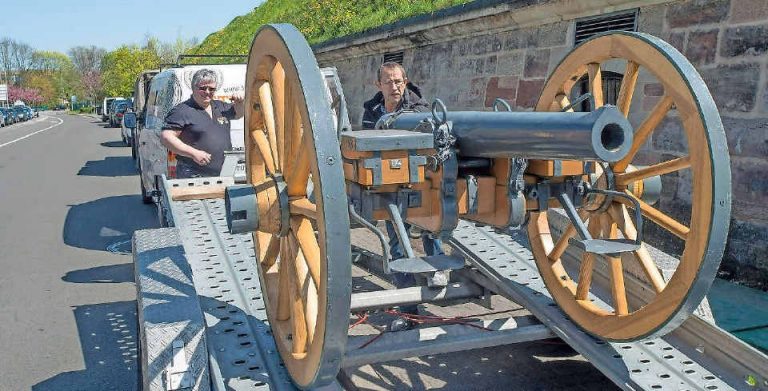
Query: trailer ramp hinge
165 339 193 390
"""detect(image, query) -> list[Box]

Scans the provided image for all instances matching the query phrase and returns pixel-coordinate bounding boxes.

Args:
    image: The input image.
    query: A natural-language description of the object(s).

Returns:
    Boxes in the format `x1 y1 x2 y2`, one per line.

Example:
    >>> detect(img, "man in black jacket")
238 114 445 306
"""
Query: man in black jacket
362 62 429 129
362 62 444 331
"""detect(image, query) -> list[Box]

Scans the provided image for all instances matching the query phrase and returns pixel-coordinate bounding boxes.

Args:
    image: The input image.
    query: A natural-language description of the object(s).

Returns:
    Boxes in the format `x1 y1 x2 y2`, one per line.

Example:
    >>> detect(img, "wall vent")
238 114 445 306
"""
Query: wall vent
383 51 404 65
574 9 638 45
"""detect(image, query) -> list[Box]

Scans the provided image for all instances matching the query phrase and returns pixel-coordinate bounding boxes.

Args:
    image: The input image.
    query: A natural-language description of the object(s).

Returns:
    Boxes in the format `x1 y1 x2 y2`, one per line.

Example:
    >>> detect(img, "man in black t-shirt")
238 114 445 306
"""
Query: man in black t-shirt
162 68 244 178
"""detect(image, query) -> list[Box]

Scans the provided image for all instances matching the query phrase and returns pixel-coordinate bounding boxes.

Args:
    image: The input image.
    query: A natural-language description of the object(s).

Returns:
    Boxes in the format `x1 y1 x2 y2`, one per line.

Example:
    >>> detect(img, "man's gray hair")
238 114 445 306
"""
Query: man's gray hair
192 68 218 88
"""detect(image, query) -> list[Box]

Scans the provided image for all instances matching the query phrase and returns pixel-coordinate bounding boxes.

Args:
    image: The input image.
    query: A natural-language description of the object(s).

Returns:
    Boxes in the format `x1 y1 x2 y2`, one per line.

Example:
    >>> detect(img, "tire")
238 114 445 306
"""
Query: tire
138 160 153 204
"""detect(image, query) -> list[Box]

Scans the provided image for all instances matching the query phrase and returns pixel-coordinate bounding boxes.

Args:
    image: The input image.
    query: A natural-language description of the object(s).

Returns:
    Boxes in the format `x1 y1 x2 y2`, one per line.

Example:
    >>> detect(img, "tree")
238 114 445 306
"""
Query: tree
101 45 160 97
0 37 36 85
26 72 56 106
68 46 106 102
8 85 42 105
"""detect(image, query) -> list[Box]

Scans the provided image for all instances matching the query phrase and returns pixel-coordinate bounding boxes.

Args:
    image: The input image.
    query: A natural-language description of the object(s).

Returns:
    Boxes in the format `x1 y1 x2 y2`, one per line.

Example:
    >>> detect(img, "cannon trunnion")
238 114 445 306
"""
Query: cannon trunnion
225 24 731 388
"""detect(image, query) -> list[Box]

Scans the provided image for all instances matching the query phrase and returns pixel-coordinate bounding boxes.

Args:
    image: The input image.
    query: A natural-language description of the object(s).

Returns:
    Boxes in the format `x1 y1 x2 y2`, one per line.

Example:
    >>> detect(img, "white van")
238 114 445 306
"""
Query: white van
136 64 246 203
102 96 124 122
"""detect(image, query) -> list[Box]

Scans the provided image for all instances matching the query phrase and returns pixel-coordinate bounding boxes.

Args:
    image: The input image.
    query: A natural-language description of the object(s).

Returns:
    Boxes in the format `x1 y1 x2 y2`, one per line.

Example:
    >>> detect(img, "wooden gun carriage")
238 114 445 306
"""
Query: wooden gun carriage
223 24 731 388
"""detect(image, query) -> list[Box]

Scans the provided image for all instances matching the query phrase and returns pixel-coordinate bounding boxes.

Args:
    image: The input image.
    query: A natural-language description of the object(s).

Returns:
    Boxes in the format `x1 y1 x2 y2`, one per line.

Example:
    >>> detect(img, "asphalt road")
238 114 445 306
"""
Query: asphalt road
0 113 616 390
0 113 156 390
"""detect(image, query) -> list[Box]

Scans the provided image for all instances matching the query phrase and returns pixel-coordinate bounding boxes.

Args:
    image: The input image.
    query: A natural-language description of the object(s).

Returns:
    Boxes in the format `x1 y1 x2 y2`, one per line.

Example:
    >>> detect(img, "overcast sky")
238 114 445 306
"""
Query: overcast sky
3 0 264 53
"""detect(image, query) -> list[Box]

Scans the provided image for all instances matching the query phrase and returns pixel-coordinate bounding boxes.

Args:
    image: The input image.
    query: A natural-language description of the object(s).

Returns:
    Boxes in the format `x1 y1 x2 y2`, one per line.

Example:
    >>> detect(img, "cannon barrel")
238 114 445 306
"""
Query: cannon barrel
378 105 634 163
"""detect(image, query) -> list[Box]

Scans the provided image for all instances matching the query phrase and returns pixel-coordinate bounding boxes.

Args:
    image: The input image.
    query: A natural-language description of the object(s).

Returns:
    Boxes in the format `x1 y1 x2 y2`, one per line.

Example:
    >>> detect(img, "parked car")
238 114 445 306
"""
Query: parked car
22 106 34 120
110 100 131 127
0 109 5 127
12 106 27 122
102 97 124 122
0 107 14 126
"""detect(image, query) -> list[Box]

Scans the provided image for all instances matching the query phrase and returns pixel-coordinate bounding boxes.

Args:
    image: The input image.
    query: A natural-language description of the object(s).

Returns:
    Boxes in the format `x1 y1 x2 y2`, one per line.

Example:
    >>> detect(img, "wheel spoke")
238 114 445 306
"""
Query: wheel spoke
607 204 666 293
616 156 691 186
258 81 280 169
289 197 317 220
575 217 601 300
277 237 291 321
261 234 281 268
290 217 321 289
617 61 640 116
548 209 590 261
288 233 317 346
587 63 604 108
250 130 276 174
271 63 287 172
282 78 297 182
613 95 674 173
600 213 629 315
287 144 311 197
624 191 690 240
287 244 308 356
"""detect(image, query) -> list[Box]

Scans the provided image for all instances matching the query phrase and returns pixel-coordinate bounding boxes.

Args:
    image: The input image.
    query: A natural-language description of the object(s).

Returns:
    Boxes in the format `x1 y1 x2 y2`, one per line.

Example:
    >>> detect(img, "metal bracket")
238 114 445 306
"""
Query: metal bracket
408 150 427 184
507 157 528 227
466 174 479 215
362 151 383 186
165 339 193 390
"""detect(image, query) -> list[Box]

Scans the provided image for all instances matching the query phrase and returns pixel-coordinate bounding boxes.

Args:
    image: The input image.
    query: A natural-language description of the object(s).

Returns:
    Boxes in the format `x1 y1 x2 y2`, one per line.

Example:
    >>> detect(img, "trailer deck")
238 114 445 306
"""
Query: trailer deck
133 178 768 390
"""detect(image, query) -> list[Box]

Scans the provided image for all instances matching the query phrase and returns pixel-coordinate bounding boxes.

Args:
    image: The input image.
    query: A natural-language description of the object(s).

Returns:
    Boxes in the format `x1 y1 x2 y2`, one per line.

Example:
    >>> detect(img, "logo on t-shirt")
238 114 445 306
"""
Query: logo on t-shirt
217 116 229 125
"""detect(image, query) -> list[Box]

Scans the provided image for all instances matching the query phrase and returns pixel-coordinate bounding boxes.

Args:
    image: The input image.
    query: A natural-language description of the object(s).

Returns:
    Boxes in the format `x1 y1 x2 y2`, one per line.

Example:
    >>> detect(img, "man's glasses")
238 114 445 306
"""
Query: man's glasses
197 86 217 93
380 79 405 87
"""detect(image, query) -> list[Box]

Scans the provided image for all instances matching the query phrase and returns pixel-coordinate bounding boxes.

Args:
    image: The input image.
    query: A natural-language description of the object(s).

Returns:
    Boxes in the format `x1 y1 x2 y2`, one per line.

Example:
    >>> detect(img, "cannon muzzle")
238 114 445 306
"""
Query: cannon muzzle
378 105 633 163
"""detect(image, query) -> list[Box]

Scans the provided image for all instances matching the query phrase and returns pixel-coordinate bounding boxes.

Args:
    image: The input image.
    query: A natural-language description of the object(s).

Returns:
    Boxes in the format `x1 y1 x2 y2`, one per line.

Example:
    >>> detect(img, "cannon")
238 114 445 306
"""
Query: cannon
225 24 731 388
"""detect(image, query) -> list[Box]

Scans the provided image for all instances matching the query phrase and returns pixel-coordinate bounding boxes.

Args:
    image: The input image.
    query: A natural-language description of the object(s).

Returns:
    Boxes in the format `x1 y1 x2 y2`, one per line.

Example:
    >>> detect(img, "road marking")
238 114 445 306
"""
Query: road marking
0 116 64 149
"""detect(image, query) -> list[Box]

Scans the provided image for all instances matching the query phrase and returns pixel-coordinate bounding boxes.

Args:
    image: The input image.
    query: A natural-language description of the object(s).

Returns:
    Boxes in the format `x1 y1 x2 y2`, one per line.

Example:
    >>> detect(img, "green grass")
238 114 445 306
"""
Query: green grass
189 0 472 57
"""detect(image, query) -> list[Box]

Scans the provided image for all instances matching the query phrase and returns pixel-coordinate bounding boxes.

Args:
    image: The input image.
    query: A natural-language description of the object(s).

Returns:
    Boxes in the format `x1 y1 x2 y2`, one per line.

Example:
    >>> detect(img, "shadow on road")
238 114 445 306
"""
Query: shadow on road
32 301 139 391
100 141 125 148
63 194 158 252
77 156 136 177
63 263 134 284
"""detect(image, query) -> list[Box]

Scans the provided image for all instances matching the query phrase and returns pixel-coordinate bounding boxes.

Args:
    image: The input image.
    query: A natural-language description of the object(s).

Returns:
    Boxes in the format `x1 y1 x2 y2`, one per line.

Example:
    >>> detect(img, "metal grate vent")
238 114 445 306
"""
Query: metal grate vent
574 9 638 45
383 51 404 65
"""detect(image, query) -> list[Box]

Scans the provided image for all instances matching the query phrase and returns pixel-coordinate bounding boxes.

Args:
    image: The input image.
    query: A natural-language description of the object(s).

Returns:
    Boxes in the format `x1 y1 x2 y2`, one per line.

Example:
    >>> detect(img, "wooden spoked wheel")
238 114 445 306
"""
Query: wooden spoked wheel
245 24 351 388
528 32 731 341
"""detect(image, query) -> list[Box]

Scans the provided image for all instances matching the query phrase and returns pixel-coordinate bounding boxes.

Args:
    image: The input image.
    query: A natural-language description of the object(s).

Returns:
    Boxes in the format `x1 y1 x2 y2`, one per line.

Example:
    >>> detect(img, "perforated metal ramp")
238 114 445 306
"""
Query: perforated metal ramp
140 179 767 390
449 220 753 391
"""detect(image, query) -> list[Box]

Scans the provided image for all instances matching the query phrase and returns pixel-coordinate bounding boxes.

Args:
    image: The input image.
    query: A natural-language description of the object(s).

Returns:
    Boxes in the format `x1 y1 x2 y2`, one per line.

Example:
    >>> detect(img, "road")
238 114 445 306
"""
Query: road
0 113 155 390
0 113 615 390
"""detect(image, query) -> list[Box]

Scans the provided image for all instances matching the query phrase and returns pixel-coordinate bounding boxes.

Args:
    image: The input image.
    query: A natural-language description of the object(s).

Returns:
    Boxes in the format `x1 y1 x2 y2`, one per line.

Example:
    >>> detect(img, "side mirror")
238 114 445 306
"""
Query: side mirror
123 112 137 128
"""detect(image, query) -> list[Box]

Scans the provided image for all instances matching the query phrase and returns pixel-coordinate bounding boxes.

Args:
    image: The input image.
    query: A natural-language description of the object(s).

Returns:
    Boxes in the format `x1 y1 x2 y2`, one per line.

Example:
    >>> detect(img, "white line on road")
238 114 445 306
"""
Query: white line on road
0 116 64 149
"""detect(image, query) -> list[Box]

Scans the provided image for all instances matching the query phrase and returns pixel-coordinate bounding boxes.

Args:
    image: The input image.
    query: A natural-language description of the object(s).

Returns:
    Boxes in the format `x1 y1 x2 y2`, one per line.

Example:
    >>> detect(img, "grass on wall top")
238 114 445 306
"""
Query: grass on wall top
188 0 472 58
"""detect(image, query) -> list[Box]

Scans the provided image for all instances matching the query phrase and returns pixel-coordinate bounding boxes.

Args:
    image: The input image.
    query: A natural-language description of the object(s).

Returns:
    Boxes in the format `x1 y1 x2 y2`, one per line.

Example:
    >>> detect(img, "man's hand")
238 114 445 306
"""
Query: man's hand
231 92 245 119
230 92 244 104
190 149 212 166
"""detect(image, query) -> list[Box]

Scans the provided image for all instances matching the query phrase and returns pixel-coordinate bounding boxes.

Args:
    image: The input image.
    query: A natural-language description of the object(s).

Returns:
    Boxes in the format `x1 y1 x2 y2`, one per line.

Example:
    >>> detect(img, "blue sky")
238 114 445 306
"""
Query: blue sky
3 0 264 53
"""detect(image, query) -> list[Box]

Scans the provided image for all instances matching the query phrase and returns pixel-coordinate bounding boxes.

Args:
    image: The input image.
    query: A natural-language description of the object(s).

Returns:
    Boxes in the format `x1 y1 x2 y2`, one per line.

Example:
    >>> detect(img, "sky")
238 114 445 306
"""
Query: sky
1 0 264 54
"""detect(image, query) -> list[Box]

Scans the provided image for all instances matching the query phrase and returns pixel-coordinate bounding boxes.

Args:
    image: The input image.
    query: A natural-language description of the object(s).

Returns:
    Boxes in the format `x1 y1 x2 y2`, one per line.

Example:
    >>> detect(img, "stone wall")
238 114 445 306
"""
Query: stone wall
314 0 768 284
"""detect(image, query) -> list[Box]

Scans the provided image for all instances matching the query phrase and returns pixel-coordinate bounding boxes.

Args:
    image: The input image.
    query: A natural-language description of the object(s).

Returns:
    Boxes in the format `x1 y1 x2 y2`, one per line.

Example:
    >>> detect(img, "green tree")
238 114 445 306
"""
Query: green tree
26 72 56 106
101 45 161 97
30 51 81 105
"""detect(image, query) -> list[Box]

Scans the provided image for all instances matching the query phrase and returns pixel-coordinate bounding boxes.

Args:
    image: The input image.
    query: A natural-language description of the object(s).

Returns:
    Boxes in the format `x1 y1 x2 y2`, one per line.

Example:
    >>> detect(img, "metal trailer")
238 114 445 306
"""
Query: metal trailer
132 176 768 390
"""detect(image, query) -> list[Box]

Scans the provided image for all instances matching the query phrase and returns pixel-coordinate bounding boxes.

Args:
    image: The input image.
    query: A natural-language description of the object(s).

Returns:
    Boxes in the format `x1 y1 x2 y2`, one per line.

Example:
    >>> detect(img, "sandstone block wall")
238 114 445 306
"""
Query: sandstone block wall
314 0 768 285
